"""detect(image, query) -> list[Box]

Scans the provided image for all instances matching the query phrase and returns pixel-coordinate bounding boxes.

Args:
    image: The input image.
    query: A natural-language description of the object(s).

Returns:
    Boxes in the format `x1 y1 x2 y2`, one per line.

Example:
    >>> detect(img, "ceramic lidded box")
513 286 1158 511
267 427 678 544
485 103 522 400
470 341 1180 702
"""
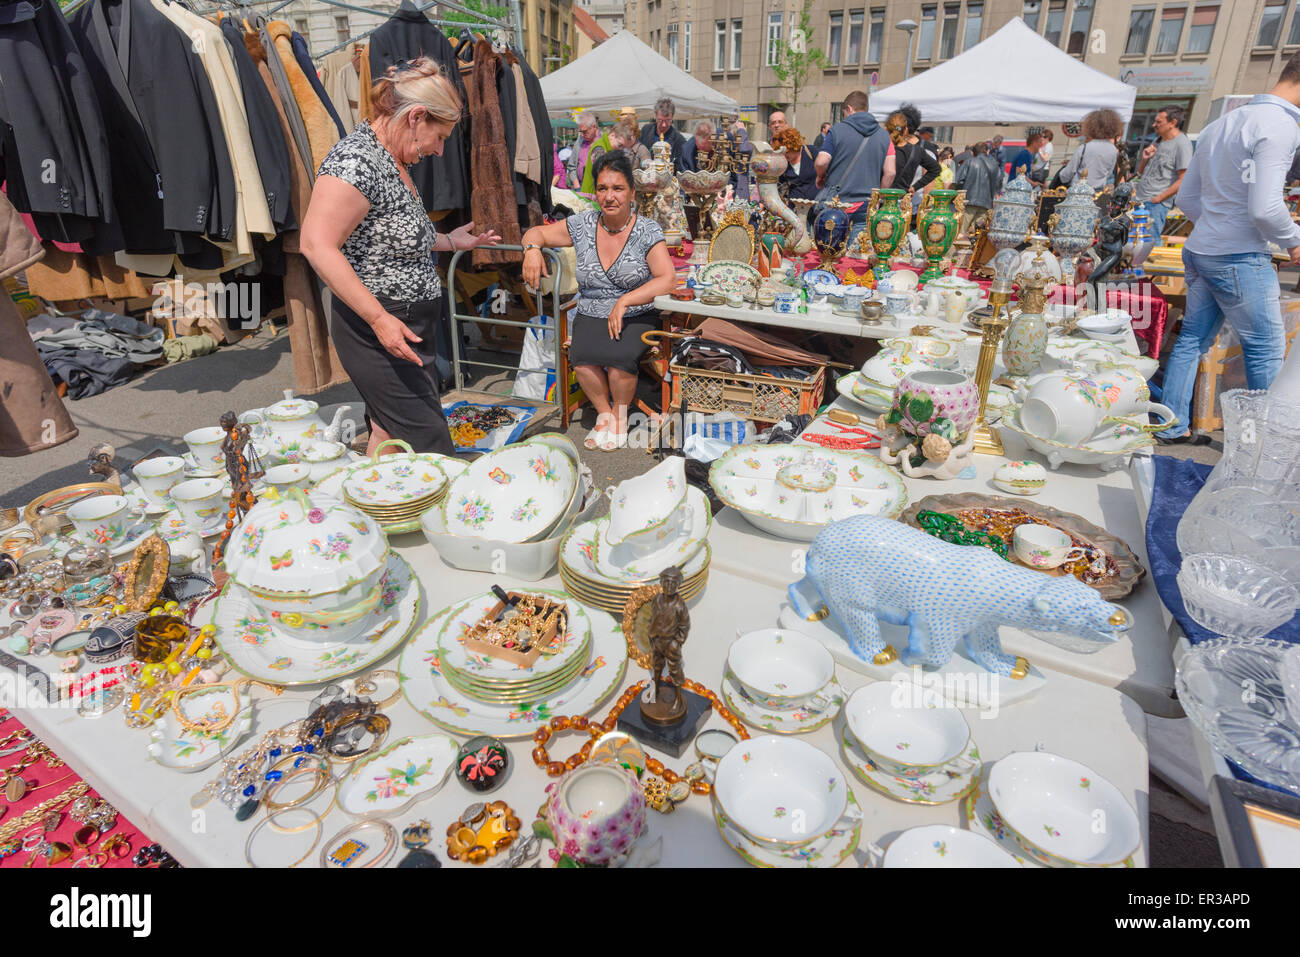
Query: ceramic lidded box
543 764 646 867
992 460 1047 496
221 489 389 644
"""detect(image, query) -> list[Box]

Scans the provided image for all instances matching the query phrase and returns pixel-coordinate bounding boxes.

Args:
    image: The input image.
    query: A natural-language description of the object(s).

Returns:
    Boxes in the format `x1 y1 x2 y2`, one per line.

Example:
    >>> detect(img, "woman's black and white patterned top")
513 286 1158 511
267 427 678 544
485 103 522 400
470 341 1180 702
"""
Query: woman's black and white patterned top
566 210 665 318
316 121 440 302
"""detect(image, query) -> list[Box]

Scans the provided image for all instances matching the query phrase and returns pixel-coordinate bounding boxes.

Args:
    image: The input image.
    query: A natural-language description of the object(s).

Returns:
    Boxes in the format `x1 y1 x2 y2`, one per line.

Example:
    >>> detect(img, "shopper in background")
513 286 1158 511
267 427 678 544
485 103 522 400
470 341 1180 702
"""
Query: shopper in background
1134 105 1193 237
681 120 715 171
773 127 818 201
953 141 1001 237
1155 56 1300 444
1058 109 1122 188
610 120 650 169
567 111 602 191
884 103 940 228
1009 130 1046 181
990 134 1007 175
639 97 686 173
936 147 956 188
768 110 788 143
811 121 832 153
1033 129 1054 182
815 90 894 244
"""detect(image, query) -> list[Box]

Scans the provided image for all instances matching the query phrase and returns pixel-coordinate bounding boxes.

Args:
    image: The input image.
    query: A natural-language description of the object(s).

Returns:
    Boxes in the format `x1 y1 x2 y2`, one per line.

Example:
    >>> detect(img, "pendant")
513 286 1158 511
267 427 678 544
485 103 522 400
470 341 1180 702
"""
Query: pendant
234 798 259 822
44 842 71 865
6 775 27 802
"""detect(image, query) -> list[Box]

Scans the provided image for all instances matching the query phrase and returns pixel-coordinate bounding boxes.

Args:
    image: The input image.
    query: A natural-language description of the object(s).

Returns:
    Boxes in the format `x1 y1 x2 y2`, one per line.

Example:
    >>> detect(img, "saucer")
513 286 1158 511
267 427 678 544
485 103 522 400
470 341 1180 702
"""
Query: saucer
721 670 843 735
146 706 254 773
155 510 227 540
835 372 893 414
126 487 174 516
207 552 421 685
713 788 862 867
52 521 157 560
961 770 1136 868
182 454 225 478
839 724 981 805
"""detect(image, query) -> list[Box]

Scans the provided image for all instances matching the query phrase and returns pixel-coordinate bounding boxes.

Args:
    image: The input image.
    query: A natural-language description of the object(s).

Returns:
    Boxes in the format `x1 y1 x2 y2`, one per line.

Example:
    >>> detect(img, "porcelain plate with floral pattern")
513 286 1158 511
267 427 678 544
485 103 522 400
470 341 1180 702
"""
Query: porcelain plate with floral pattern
721 669 844 735
834 372 894 414
208 551 421 685
342 456 447 507
146 705 254 773
334 733 458 819
713 788 862 867
398 595 627 739
441 444 578 544
840 724 980 805
962 770 1136 868
699 260 762 294
435 590 593 684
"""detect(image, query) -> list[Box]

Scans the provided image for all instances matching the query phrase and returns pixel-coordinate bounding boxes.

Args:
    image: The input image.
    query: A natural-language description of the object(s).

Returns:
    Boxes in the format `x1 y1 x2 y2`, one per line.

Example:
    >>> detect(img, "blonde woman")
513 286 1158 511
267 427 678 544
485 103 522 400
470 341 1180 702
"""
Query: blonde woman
302 58 499 456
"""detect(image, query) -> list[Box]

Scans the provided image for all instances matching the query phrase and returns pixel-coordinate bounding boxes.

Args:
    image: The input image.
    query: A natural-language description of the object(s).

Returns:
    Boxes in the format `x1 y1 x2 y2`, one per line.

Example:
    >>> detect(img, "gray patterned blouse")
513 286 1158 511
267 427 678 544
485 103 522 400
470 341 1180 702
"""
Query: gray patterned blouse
566 211 665 318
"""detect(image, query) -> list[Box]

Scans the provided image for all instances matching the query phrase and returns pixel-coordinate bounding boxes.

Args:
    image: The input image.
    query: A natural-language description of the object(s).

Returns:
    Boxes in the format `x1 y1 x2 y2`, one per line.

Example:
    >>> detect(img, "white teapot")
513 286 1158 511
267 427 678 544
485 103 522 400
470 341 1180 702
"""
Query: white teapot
240 390 353 464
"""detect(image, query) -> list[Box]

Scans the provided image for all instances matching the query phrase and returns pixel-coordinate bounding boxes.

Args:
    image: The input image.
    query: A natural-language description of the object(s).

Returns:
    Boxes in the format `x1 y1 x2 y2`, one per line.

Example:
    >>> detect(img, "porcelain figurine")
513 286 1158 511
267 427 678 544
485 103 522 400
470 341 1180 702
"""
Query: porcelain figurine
241 390 353 464
1084 184 1133 310
876 416 978 480
786 515 1131 676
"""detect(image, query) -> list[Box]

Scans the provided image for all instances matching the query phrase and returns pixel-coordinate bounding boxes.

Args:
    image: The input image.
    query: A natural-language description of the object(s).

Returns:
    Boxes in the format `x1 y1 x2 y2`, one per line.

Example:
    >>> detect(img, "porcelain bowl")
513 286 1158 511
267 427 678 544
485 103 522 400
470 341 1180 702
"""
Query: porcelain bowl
727 629 835 710
1176 553 1299 640
222 490 390 644
844 682 971 777
881 825 1020 868
1076 310 1131 336
858 349 940 393
442 443 577 544
713 736 850 849
546 764 646 866
604 455 687 546
987 751 1140 866
892 369 982 438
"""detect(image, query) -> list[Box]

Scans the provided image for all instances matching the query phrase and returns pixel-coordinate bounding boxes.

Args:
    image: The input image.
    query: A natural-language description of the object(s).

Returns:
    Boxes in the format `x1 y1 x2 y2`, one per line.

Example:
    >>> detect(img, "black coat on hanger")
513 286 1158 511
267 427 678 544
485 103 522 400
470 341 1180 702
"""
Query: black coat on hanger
0 0 118 248
368 0 469 213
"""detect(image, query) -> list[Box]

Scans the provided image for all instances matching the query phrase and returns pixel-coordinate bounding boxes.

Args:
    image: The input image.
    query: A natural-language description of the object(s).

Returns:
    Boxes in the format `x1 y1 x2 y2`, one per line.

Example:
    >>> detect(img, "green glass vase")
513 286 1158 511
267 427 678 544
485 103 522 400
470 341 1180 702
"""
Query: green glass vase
864 188 908 279
918 189 963 282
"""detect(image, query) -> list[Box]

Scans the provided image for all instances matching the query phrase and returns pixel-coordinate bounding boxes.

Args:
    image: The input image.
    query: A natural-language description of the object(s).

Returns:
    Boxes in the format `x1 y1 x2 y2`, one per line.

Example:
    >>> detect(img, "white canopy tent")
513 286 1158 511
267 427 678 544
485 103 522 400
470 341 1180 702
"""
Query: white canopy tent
868 18 1136 125
538 31 738 119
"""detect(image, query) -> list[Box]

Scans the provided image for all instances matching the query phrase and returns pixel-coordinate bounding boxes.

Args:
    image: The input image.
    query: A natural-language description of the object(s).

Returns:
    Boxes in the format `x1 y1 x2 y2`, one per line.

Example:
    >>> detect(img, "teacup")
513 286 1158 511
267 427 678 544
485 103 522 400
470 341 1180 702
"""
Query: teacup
263 463 311 494
1013 524 1087 569
869 825 1021 868
133 456 186 508
170 478 227 535
727 628 836 710
841 286 868 314
184 426 226 472
67 495 133 548
844 682 976 779
860 300 884 324
885 291 915 317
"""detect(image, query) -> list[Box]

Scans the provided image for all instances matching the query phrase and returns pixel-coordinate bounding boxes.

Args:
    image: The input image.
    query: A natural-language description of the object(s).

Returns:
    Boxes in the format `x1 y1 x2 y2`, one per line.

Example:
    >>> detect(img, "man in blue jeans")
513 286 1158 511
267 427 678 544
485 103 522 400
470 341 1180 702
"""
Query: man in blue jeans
1134 105 1193 239
1156 57 1300 444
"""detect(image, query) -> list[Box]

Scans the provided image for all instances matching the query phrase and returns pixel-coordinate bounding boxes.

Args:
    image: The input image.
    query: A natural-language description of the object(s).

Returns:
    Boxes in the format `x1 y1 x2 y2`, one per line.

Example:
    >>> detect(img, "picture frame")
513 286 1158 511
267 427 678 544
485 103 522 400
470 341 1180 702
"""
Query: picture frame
1209 774 1300 867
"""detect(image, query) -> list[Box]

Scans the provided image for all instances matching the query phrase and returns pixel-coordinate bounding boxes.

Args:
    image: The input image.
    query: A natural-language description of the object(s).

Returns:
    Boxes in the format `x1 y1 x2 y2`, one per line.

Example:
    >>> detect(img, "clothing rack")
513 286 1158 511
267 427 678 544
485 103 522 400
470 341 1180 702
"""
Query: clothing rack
308 0 515 60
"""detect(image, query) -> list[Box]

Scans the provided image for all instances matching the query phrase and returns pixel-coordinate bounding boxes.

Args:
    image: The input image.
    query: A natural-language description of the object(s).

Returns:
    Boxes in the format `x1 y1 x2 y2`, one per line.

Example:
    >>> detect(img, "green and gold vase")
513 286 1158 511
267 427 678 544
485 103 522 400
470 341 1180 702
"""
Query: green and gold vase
918 189 964 282
860 188 908 280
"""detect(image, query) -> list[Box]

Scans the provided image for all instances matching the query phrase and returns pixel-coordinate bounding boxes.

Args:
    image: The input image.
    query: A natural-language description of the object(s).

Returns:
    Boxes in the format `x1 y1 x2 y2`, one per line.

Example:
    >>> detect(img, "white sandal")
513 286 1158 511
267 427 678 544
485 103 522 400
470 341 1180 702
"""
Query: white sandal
584 415 617 451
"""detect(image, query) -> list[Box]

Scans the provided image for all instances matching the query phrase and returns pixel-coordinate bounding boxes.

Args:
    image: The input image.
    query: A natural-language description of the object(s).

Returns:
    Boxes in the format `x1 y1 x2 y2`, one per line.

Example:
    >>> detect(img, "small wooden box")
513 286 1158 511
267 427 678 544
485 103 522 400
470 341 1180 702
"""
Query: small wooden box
460 592 567 668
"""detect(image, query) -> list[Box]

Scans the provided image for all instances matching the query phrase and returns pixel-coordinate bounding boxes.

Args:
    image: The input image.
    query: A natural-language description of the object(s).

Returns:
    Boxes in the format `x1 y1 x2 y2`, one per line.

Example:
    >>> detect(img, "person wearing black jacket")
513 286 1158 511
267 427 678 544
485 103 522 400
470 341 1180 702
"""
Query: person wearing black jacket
885 103 941 230
772 128 818 201
639 97 687 173
368 0 470 213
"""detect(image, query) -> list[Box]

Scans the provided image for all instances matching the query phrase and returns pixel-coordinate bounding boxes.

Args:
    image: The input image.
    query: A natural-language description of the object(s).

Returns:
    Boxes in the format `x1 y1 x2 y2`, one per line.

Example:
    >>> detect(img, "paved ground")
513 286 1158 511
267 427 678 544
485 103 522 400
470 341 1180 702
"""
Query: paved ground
0 319 1228 865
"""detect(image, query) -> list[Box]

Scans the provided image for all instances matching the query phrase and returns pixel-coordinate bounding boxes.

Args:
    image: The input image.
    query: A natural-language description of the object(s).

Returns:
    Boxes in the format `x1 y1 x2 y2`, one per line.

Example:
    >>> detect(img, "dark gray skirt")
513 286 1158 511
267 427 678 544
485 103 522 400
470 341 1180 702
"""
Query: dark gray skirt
329 295 455 455
568 310 657 374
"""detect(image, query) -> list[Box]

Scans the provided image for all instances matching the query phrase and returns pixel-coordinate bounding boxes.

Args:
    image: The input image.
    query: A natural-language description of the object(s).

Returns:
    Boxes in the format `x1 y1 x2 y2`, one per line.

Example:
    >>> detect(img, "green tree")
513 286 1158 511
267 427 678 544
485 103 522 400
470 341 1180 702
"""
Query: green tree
769 0 829 130
442 0 511 25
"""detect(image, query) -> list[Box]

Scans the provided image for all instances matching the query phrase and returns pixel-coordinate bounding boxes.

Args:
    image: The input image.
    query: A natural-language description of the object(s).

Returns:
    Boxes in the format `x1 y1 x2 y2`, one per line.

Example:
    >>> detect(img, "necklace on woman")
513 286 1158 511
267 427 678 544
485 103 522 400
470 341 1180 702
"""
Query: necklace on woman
599 212 633 235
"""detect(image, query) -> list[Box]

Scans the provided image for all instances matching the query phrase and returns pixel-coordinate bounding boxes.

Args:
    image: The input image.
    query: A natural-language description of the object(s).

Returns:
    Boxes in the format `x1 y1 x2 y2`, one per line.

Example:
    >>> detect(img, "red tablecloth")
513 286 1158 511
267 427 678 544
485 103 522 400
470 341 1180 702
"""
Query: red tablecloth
0 709 159 868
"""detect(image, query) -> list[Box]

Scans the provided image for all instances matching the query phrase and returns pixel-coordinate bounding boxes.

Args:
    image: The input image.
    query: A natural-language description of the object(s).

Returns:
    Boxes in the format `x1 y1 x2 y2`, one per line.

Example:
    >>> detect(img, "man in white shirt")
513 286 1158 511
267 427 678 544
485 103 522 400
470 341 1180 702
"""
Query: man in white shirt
1156 59 1300 443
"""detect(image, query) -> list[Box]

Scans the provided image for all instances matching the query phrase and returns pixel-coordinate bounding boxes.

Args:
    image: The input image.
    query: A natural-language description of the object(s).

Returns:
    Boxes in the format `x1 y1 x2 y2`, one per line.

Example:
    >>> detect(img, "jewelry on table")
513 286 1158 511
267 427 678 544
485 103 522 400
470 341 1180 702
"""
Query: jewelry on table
245 808 324 868
397 819 441 868
100 834 132 860
192 720 310 817
69 794 117 833
529 678 748 810
445 801 520 864
352 669 401 709
0 782 90 845
320 820 397 869
262 753 333 813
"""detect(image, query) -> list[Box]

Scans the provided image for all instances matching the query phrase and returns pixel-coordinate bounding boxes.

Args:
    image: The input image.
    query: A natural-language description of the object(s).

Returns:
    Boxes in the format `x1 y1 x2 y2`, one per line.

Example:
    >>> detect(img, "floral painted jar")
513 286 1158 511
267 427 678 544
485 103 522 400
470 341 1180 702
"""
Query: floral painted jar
221 489 390 644
543 764 646 867
890 369 981 440
1002 309 1048 377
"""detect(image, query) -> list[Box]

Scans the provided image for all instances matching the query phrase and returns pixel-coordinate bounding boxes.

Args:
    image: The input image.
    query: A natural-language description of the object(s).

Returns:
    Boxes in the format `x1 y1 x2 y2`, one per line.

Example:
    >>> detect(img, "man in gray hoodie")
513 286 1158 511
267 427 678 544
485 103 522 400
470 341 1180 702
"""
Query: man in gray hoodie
815 90 895 243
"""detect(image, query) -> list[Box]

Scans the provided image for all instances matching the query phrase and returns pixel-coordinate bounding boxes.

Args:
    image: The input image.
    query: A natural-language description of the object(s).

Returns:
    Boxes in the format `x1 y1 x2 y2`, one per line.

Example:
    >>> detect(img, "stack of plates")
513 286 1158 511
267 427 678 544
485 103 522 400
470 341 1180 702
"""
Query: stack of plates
435 593 594 705
560 541 710 615
338 455 450 532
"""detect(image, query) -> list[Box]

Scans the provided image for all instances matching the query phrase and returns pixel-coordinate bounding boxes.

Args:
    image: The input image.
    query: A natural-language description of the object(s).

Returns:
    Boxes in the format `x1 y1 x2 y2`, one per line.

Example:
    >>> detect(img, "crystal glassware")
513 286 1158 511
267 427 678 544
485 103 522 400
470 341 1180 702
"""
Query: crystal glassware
1176 553 1299 639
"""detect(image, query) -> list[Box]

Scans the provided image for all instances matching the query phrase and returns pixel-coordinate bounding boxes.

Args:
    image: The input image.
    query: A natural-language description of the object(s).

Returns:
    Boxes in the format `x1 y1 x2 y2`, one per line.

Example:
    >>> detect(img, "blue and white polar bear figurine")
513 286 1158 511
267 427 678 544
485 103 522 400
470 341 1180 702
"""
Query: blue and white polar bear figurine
787 515 1131 677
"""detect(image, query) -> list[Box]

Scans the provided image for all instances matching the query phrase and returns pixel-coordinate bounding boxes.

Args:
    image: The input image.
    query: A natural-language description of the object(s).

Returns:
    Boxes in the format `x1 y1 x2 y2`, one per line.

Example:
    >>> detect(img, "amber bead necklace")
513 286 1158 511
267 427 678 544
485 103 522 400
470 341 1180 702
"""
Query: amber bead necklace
530 678 749 796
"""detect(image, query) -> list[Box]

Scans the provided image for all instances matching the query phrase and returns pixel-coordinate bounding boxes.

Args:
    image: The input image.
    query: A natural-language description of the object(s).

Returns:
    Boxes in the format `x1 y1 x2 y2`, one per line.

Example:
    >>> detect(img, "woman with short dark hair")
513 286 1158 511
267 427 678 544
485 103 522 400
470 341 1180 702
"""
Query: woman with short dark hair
520 151 676 450
1059 108 1124 188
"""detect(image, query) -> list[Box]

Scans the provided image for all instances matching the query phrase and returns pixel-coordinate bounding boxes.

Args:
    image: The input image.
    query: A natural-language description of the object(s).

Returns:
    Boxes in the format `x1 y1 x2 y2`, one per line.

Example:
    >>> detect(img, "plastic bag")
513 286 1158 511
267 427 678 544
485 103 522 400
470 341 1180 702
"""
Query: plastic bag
512 315 556 401
681 412 754 462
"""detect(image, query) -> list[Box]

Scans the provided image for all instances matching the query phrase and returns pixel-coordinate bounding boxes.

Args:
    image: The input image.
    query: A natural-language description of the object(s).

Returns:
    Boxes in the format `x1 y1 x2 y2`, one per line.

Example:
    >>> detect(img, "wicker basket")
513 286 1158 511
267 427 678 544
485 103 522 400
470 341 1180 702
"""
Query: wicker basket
669 363 826 422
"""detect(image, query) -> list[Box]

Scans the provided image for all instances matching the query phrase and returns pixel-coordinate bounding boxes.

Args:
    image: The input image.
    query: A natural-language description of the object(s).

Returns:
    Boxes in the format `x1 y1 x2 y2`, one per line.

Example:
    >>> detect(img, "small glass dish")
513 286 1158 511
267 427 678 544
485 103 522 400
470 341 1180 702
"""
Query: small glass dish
1176 553 1298 640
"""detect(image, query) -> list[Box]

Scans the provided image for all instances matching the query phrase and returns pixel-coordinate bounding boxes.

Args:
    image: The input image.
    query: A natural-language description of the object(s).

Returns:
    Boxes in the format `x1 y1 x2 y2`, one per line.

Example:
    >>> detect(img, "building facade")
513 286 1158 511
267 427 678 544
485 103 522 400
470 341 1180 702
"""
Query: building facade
625 0 1300 152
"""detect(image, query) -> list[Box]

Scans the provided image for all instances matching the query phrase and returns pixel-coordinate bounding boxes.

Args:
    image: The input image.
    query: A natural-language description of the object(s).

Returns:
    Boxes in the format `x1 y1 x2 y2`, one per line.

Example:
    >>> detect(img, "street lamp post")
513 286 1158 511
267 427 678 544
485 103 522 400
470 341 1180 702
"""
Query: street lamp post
896 18 917 80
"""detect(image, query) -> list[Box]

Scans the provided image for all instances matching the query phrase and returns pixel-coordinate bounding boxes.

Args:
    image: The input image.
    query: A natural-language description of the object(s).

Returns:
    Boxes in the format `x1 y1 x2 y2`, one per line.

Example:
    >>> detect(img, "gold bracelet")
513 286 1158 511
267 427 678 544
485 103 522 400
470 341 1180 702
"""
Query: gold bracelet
267 795 335 835
0 782 89 845
262 755 332 813
352 669 401 710
244 809 323 868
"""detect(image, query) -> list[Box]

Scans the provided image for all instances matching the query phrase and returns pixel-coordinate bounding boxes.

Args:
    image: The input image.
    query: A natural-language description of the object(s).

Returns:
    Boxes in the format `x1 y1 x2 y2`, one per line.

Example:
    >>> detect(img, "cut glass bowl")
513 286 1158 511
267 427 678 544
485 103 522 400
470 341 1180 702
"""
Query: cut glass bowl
1176 553 1298 640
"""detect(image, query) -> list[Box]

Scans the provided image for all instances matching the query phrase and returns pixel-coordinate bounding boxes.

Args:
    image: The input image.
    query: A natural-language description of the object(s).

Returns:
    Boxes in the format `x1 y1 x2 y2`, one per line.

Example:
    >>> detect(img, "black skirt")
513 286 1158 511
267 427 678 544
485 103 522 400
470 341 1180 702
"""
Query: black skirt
568 310 657 374
329 294 455 455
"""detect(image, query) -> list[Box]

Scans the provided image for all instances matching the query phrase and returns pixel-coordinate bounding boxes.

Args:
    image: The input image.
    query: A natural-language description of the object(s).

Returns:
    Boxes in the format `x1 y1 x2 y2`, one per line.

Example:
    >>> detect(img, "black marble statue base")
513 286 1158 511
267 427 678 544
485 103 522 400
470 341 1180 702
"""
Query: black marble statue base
616 687 712 759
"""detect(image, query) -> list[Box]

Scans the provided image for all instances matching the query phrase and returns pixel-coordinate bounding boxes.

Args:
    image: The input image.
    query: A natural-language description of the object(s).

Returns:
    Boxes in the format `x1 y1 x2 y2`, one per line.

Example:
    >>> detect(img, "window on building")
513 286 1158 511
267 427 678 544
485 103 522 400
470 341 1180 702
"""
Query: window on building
939 3 959 59
964 2 983 49
1067 0 1092 55
1154 7 1184 54
1186 3 1217 53
846 9 863 63
715 19 726 70
827 11 843 65
1290 7 1300 45
767 12 783 66
1125 8 1154 55
917 5 935 61
563 21 568 47
1044 0 1065 46
551 9 558 40
668 23 679 66
538 7 545 39
867 7 884 61
731 18 742 70
1022 1 1040 32
1258 0 1286 47
684 21 691 70
333 16 348 42
294 16 309 36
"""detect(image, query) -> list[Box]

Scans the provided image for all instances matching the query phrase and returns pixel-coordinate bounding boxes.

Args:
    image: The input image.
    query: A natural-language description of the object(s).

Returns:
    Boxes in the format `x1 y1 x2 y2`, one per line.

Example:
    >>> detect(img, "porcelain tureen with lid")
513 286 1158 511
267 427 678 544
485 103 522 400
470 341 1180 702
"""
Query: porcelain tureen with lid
221 489 390 643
